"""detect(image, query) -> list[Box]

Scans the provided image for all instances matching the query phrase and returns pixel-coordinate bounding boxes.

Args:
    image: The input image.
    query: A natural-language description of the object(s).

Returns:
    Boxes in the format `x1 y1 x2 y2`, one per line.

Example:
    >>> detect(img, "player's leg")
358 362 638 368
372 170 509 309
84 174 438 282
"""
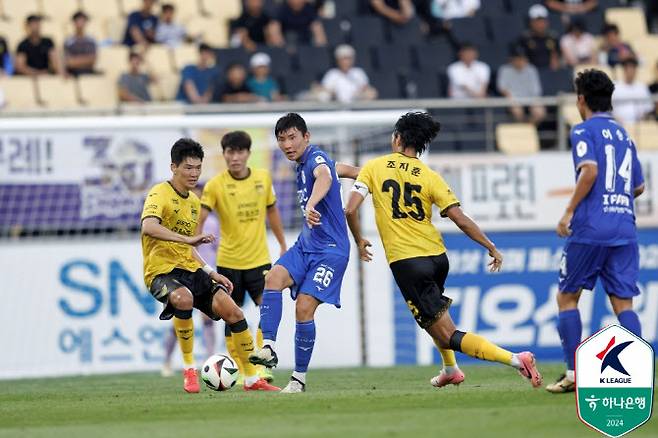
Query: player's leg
161 325 176 377
218 267 248 381
245 264 274 382
601 243 642 337
201 314 215 356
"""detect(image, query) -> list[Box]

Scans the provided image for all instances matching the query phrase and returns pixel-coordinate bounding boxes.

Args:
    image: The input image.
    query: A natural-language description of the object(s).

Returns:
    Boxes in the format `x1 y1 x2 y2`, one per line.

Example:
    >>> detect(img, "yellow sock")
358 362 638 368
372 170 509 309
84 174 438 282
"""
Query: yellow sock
173 316 195 367
225 335 245 375
231 328 258 378
256 327 264 349
460 332 513 365
434 342 457 367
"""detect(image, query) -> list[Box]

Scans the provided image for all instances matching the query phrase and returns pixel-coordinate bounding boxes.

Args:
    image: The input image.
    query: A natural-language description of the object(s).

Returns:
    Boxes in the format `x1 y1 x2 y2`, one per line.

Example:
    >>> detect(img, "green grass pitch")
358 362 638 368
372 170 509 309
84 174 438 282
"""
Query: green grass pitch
1 363 655 438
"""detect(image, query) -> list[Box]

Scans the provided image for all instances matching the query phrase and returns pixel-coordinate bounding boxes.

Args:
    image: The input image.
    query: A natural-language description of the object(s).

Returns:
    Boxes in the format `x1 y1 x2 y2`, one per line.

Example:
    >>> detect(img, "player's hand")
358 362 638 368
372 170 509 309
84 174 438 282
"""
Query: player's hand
186 233 216 246
357 239 373 262
557 210 573 237
210 271 233 294
305 205 322 227
488 247 503 272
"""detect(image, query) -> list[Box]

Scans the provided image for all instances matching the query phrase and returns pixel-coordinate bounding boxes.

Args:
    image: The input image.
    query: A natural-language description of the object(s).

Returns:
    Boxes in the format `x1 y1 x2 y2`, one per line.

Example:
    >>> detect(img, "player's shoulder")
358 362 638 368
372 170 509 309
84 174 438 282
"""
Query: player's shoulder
147 181 169 196
251 167 272 179
205 171 230 187
307 145 332 167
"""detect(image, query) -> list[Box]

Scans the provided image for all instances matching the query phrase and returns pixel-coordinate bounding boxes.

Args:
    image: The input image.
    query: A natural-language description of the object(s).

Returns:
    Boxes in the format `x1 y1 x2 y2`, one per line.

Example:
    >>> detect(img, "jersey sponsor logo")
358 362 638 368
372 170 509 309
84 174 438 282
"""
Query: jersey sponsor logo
574 129 585 135
576 141 588 157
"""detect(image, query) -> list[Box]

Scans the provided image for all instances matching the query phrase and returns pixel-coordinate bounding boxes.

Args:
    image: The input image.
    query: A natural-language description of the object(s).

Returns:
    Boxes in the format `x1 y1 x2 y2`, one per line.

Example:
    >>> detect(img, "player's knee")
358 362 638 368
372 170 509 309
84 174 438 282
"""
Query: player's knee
264 267 288 290
295 296 317 321
223 303 245 325
556 291 579 310
169 288 193 310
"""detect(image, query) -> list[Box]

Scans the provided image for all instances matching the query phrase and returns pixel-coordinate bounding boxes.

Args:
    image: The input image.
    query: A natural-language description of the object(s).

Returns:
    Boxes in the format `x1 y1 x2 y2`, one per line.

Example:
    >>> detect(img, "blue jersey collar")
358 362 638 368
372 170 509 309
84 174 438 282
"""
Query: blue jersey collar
591 112 613 119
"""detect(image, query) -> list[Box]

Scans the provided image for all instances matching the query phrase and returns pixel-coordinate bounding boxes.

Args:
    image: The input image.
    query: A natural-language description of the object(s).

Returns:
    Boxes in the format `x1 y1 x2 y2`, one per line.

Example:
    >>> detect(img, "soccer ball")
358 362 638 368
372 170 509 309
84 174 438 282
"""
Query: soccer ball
201 354 238 391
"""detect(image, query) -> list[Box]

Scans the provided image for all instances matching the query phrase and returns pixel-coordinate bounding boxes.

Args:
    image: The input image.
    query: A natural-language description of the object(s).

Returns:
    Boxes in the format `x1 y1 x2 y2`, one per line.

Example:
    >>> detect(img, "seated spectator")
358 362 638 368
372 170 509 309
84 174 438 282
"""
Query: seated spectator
118 52 153 102
0 35 9 74
497 46 545 124
544 0 597 16
246 52 284 101
176 43 219 104
16 15 61 76
560 18 596 67
64 11 97 76
370 0 415 25
447 42 490 99
518 4 560 70
600 23 635 68
612 58 653 125
320 44 377 103
123 0 158 47
155 3 189 47
231 0 282 51
649 61 658 119
429 0 480 20
273 0 327 47
214 63 259 103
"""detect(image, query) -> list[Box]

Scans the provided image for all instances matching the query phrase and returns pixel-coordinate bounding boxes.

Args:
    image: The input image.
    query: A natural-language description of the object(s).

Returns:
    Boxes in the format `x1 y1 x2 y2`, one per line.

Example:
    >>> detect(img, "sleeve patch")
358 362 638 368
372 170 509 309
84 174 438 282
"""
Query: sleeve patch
314 155 326 164
576 141 588 158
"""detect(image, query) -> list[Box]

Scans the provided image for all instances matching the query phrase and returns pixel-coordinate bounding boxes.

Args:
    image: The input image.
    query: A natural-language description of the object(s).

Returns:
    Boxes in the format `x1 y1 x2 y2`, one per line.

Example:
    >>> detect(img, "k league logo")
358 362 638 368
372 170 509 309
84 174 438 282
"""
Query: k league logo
575 324 654 438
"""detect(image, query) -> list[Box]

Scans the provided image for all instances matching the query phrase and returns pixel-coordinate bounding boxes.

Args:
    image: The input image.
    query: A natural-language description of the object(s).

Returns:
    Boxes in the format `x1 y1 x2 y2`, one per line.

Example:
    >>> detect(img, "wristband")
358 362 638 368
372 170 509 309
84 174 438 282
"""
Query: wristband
202 264 215 275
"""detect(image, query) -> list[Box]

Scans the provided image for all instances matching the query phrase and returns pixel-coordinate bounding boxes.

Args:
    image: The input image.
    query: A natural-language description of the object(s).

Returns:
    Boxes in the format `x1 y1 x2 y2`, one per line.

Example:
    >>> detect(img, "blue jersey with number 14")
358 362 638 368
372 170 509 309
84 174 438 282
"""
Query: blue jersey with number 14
569 113 644 246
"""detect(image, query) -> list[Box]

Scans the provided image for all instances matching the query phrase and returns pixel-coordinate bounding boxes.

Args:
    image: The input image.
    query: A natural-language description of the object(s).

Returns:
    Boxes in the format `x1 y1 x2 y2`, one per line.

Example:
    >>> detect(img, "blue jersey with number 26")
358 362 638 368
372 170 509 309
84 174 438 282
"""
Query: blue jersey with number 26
569 113 644 246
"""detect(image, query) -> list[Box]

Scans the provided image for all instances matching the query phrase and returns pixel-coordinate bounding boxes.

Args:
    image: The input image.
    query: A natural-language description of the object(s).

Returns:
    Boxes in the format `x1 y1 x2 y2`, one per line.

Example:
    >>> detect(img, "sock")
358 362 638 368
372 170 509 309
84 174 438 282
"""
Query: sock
292 371 306 385
173 311 194 368
225 334 246 376
260 291 283 343
617 309 642 337
163 327 177 364
557 309 582 371
256 325 264 349
433 340 459 373
230 319 258 381
294 320 316 373
202 317 215 356
449 330 514 366
566 370 575 382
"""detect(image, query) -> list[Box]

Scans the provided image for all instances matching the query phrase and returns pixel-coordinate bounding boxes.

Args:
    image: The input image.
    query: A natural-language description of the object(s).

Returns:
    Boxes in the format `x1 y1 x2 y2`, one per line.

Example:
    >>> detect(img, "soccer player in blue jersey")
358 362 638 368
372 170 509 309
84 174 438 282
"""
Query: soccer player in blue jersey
248 113 358 393
547 69 645 393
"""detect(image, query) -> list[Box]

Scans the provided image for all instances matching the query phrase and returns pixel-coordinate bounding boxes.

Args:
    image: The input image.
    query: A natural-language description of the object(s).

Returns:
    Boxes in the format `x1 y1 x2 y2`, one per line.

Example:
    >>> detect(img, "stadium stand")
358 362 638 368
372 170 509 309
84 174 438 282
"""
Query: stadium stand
628 120 658 150
496 123 541 155
605 7 648 40
0 76 38 109
36 76 80 109
78 74 119 107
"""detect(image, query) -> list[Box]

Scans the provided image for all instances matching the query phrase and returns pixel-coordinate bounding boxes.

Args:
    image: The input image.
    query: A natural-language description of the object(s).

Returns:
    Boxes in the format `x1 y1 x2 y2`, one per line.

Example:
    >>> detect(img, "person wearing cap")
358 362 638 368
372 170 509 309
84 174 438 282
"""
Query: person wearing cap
64 11 97 76
176 43 219 104
320 44 377 103
246 52 284 102
560 18 596 67
497 45 545 124
15 15 62 76
612 58 653 125
517 4 560 70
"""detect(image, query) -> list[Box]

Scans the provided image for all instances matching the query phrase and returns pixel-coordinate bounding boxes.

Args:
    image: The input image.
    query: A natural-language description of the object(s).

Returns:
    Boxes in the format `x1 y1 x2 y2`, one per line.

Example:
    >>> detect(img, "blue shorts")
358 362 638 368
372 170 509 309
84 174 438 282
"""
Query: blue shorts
275 241 349 308
558 241 640 299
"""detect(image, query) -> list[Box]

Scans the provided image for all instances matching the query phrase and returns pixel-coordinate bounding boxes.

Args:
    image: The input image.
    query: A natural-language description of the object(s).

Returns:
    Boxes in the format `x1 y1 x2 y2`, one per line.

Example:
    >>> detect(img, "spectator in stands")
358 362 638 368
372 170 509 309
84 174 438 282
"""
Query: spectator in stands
123 0 158 47
428 0 480 19
272 0 327 46
214 63 259 103
544 0 597 16
612 57 653 125
231 0 283 50
320 44 377 103
155 3 190 47
118 52 153 102
600 23 635 68
370 0 415 25
15 15 62 76
649 61 658 119
497 45 545 124
560 18 596 67
518 4 560 70
0 35 10 74
246 52 284 102
176 43 219 104
447 42 490 99
64 11 97 76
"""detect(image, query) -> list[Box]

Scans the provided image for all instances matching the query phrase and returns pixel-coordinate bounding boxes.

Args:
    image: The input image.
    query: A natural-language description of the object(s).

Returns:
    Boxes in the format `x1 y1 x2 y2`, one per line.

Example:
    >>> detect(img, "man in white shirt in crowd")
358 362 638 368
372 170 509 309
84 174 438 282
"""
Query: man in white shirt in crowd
613 57 653 125
320 44 377 103
447 42 490 99
155 3 189 47
431 0 480 20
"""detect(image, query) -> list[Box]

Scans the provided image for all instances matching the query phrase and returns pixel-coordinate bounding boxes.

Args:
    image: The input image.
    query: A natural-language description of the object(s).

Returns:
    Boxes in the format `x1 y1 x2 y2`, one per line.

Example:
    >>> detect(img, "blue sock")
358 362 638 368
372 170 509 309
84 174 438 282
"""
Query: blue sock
557 309 581 371
294 320 316 373
260 290 282 342
617 310 642 337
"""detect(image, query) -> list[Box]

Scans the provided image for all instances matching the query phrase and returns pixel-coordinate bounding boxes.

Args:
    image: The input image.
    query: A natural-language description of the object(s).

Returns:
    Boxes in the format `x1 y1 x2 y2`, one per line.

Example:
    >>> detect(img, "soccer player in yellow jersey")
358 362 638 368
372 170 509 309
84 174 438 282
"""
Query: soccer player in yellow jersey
198 131 287 384
141 138 279 393
345 112 543 389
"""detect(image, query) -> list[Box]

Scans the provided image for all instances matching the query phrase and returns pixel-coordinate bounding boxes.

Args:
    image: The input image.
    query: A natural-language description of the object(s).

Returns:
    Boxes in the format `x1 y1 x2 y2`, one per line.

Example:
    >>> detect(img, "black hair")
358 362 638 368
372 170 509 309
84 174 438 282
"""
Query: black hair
221 131 252 151
225 62 245 73
567 17 586 33
129 51 142 61
162 3 175 12
72 11 88 21
199 43 214 53
26 14 42 23
171 138 204 165
459 42 477 51
275 113 308 137
574 69 615 113
393 112 441 155
602 23 619 35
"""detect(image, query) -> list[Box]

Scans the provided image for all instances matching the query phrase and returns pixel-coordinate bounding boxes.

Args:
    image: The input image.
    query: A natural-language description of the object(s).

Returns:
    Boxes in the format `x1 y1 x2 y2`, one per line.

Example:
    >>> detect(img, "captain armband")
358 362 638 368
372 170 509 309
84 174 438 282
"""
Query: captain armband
351 181 370 198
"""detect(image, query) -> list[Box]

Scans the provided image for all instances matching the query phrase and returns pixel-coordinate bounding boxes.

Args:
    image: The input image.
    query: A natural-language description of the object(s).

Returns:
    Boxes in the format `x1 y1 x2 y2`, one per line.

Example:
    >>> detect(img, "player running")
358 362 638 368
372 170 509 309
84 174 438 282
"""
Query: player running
141 138 279 393
345 112 543 389
547 69 645 393
247 113 358 393
197 131 287 384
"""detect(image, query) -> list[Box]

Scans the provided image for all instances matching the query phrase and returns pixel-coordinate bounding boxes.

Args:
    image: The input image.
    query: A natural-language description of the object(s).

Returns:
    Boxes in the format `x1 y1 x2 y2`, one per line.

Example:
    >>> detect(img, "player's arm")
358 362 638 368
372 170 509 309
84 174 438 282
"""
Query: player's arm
445 206 502 272
196 206 210 235
345 184 373 262
634 184 645 198
305 164 333 227
141 217 215 246
557 162 597 237
336 162 360 180
266 204 287 257
189 246 233 293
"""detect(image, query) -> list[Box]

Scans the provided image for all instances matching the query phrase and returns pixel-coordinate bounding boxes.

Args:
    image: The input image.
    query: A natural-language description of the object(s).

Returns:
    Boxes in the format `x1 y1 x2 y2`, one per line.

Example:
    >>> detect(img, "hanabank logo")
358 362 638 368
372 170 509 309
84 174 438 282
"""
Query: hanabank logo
597 336 633 384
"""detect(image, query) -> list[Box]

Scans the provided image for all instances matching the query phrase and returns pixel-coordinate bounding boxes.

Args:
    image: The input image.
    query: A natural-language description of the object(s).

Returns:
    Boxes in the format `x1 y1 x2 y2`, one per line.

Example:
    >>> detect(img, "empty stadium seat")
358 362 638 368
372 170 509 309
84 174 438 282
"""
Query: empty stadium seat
215 47 249 69
605 7 647 40
496 123 540 154
0 19 26 49
627 121 658 150
170 0 201 22
415 42 455 73
350 16 386 47
369 71 401 99
1 0 40 22
80 0 121 20
294 46 332 75
144 44 175 75
36 76 81 109
199 0 240 20
488 15 524 46
334 0 359 17
562 103 583 127
41 0 80 24
372 44 413 73
402 71 443 98
104 16 127 43
173 44 198 69
633 36 658 82
450 16 488 46
386 18 424 45
78 74 118 107
0 76 38 110
40 20 64 48
185 16 228 48
97 45 130 79
120 0 143 16
480 0 509 17
539 67 574 96
322 18 349 47
150 72 180 101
